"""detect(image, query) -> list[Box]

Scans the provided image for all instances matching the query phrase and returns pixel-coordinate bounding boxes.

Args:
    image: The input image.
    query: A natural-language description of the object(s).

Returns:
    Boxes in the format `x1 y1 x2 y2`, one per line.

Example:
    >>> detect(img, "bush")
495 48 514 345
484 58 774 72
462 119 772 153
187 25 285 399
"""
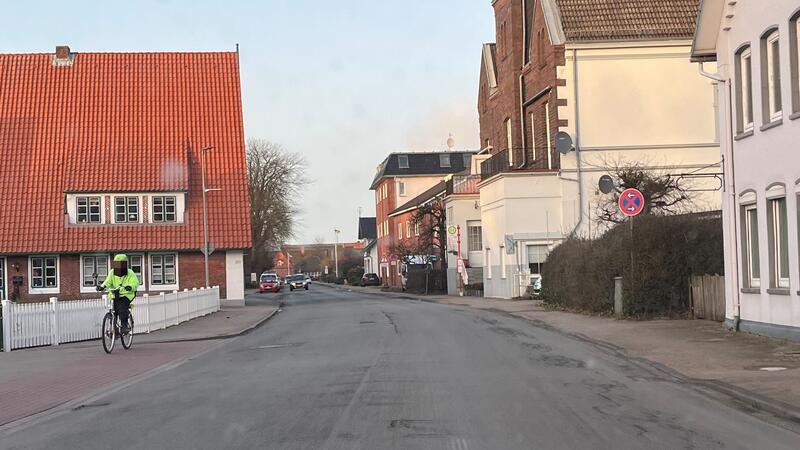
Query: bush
346 266 365 285
542 212 723 318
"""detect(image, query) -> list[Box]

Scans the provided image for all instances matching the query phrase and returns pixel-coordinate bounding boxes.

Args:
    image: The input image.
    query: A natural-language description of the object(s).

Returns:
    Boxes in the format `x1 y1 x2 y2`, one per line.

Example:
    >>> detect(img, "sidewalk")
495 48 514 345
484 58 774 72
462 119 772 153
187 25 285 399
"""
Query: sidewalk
0 300 280 428
323 283 800 420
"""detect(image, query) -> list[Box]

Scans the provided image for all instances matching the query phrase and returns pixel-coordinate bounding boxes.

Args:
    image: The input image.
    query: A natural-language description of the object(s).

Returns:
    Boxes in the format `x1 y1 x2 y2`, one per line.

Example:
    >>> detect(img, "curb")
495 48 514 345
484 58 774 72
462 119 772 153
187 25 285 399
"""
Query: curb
142 303 283 344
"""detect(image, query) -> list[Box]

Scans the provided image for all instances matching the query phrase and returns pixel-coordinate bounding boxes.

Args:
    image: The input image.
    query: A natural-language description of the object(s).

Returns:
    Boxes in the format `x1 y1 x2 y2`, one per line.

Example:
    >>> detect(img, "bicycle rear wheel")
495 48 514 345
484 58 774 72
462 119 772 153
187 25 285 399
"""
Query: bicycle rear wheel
102 312 115 354
121 316 134 349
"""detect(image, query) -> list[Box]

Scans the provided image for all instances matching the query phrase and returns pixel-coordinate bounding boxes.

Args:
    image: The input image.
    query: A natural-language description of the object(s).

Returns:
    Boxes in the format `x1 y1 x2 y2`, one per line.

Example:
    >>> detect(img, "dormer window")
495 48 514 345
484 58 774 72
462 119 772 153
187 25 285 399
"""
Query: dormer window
398 155 409 169
440 154 451 168
76 196 101 224
114 196 139 223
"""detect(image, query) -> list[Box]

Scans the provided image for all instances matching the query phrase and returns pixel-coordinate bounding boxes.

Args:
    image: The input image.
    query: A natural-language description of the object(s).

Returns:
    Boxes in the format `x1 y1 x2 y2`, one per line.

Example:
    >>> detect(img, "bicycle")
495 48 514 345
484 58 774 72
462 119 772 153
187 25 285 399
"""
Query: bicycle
99 287 134 354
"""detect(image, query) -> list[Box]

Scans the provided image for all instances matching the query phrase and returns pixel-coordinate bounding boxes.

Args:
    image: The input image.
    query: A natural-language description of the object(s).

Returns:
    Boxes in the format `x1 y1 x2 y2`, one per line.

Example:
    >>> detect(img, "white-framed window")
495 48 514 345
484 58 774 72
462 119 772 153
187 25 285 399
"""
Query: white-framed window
414 221 420 236
742 201 761 288
529 112 537 161
527 244 549 275
76 196 102 224
406 221 411 238
81 254 109 291
500 246 506 279
440 154 451 168
0 257 6 301
152 196 177 223
398 181 406 197
462 154 470 169
544 102 552 170
767 195 790 288
791 14 800 114
114 196 139 223
736 46 754 132
29 255 59 294
129 254 145 290
764 29 783 122
397 223 403 240
467 221 482 252
486 248 492 279
149 253 178 290
398 155 409 169
505 118 513 165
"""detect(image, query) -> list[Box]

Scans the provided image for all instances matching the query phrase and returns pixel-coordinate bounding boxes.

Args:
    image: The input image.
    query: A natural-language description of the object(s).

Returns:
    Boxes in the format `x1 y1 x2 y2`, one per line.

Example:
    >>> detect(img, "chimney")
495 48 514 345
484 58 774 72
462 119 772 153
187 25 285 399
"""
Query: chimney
53 45 74 67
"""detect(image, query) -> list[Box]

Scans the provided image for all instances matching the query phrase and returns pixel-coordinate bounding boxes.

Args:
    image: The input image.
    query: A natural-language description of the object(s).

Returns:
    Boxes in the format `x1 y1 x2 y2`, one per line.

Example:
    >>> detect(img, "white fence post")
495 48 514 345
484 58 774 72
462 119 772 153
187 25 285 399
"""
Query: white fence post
2 300 11 352
173 290 179 326
143 293 150 333
50 297 59 346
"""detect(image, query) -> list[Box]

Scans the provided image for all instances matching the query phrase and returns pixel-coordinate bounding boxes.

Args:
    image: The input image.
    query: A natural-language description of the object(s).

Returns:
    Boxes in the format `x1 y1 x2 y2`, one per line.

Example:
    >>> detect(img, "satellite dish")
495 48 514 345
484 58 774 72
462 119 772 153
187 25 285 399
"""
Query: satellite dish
598 175 615 194
555 132 574 154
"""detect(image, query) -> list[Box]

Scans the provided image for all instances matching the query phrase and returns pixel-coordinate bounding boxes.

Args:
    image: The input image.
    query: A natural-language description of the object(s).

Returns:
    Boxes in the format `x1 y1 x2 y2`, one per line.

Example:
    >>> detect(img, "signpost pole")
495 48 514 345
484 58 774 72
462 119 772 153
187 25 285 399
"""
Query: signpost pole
457 225 463 296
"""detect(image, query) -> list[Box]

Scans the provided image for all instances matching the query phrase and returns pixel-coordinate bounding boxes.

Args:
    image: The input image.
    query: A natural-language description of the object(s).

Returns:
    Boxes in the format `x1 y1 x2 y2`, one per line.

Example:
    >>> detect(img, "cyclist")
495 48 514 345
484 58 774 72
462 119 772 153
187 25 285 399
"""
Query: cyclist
97 254 139 334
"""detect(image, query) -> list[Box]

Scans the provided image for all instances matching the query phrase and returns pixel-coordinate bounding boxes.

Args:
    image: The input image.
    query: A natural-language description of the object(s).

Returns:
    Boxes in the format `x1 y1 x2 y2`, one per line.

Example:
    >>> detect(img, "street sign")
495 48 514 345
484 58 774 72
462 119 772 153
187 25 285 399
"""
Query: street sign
201 242 215 256
447 225 457 235
504 234 515 254
618 188 645 217
457 258 465 273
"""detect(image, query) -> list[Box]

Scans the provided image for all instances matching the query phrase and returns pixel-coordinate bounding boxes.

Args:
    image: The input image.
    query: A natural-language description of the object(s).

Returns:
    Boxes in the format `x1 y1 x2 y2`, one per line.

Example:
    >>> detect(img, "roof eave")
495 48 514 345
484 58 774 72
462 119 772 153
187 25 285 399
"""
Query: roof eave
691 0 724 62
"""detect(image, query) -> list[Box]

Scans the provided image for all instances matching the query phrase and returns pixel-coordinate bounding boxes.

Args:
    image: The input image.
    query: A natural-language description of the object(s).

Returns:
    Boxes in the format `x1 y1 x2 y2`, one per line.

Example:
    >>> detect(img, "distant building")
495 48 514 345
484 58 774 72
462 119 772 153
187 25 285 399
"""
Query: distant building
692 0 800 340
274 242 364 279
370 151 475 288
476 0 722 298
0 46 251 303
357 216 378 275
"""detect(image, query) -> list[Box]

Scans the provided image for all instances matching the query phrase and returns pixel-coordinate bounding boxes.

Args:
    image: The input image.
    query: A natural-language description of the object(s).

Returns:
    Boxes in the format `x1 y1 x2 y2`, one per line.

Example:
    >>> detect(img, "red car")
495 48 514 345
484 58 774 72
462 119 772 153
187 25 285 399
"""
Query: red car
258 273 282 293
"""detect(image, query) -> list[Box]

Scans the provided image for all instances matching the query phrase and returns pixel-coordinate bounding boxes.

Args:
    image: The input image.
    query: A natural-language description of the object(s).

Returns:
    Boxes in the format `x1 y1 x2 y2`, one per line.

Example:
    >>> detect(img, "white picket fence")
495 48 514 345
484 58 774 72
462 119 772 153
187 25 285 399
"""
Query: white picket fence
1 286 220 351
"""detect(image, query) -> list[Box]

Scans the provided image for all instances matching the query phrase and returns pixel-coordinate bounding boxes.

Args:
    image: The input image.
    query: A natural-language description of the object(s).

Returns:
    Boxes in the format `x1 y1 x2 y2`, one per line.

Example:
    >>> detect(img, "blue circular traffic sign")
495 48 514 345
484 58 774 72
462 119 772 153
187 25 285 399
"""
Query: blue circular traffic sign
618 188 645 217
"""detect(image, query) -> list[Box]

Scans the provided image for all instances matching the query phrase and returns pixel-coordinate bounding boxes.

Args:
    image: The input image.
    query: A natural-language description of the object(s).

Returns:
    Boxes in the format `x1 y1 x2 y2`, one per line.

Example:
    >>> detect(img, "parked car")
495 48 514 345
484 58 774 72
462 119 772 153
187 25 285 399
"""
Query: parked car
287 274 309 291
360 273 381 287
258 273 282 293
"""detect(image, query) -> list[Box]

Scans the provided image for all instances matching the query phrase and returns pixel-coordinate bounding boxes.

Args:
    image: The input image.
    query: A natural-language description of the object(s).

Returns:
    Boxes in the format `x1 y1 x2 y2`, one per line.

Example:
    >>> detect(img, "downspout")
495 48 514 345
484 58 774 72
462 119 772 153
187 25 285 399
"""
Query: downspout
697 61 740 331
569 48 584 236
519 73 527 168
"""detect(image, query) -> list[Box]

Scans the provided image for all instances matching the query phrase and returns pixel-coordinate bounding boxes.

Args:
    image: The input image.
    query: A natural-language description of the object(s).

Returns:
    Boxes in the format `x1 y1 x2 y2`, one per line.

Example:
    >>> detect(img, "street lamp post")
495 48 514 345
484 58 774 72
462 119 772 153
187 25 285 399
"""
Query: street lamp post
334 229 341 279
200 146 220 288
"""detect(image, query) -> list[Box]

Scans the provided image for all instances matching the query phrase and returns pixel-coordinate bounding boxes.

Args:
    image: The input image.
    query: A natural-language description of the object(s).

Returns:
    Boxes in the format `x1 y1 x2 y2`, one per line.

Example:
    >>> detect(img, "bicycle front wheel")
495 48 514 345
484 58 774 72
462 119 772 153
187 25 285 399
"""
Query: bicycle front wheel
121 316 134 350
102 312 115 354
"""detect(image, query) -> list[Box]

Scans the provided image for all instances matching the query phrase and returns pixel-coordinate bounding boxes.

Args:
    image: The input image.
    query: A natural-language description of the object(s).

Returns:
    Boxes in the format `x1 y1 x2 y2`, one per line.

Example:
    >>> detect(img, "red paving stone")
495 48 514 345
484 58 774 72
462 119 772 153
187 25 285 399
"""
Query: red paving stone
0 340 212 426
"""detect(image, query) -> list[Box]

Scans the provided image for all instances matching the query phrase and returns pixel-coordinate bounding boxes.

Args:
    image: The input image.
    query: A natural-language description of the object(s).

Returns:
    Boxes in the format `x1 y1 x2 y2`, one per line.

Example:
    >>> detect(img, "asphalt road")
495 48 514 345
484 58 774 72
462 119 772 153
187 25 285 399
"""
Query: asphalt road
2 286 799 450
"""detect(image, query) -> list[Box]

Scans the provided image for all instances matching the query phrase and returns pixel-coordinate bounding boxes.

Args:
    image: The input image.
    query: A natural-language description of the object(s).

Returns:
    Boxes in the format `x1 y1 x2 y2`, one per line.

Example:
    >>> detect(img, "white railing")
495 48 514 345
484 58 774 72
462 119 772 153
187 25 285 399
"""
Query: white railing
1 286 220 351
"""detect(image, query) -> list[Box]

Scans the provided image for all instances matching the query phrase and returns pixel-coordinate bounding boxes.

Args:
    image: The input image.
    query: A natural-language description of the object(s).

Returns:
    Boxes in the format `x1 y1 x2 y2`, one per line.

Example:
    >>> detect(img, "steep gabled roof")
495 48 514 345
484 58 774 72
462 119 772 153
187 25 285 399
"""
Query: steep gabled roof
551 0 700 43
0 49 252 253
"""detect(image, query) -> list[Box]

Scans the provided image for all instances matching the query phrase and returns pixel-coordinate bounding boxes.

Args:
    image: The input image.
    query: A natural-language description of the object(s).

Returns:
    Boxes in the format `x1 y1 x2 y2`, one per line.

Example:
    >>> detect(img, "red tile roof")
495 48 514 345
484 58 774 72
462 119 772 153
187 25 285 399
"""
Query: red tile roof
555 0 700 42
0 50 252 253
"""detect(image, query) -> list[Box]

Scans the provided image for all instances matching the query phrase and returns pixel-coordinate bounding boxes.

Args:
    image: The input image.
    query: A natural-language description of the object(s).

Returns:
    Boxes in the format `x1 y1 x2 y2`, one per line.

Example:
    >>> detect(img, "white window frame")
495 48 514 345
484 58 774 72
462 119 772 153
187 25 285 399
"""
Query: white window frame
406 221 411 238
113 195 141 224
80 254 109 293
740 48 755 132
486 248 492 279
529 112 537 161
505 118 513 165
128 253 146 291
544 102 552 170
397 223 403 240
398 155 409 169
767 195 790 288
0 257 6 301
766 30 783 122
148 253 179 291
29 255 59 294
440 154 451 168
467 221 482 252
743 203 761 288
76 196 102 224
151 195 178 223
500 246 507 279
794 16 800 113
414 221 420 236
398 181 406 197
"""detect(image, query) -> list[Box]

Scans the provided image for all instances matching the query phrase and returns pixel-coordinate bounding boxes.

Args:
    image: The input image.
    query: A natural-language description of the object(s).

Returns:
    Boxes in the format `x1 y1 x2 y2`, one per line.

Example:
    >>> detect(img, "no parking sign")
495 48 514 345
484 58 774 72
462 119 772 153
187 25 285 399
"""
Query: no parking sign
618 188 645 217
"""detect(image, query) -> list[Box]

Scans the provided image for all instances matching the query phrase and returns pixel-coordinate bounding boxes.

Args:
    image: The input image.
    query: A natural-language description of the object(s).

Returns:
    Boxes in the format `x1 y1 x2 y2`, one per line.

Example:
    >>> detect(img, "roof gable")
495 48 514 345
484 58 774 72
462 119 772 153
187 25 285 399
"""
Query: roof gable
550 0 700 43
0 50 252 253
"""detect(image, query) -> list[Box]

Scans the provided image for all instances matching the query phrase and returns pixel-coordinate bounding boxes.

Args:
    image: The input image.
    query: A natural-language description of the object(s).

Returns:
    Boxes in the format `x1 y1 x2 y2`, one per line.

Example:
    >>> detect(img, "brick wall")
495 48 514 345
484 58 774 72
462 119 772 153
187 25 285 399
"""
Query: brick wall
177 251 227 299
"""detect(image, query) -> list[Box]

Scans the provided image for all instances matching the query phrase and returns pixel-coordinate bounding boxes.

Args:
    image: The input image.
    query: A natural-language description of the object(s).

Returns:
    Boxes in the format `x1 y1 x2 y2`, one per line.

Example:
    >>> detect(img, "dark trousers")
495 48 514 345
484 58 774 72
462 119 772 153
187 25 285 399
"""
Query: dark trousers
113 296 132 329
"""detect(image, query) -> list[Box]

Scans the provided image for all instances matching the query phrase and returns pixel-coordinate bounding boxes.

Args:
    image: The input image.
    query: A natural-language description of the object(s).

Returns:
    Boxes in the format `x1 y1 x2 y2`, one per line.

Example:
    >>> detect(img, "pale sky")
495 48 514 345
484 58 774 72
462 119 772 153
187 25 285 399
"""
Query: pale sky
1 0 495 243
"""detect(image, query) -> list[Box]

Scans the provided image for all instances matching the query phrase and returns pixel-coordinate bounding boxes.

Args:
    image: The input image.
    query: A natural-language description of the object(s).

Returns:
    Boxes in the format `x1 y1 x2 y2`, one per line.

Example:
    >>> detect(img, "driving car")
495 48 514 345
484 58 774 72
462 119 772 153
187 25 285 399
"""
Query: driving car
360 273 381 287
286 274 309 291
258 273 282 293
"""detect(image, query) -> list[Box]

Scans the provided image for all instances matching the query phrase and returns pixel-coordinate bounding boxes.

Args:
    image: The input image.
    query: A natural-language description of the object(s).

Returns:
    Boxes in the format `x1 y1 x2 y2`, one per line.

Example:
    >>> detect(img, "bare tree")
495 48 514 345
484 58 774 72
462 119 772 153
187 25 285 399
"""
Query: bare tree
247 139 309 268
412 199 448 267
313 235 326 245
595 161 693 224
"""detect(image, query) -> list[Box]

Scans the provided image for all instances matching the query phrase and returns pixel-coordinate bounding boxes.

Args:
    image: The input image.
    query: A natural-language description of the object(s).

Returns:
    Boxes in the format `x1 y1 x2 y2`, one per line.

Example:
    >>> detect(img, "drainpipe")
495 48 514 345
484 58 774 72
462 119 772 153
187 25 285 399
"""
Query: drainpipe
519 73 527 168
697 61 740 330
569 48 585 236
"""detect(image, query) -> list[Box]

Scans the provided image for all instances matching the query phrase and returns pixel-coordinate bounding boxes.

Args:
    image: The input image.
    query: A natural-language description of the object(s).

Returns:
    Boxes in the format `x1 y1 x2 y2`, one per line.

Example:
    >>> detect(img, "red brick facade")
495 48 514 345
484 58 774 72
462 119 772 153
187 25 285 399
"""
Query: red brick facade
478 0 564 171
4 252 226 303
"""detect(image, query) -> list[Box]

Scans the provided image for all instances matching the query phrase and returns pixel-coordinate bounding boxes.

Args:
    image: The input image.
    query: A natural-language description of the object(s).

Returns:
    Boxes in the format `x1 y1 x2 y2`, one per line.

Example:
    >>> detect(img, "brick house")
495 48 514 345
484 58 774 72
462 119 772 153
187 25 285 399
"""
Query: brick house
0 46 251 303
371 151 474 288
476 0 723 298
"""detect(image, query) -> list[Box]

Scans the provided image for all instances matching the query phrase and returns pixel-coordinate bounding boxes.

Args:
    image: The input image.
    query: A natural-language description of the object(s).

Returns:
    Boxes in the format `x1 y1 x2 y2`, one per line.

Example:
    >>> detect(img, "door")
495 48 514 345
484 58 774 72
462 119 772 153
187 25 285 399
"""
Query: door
0 257 5 300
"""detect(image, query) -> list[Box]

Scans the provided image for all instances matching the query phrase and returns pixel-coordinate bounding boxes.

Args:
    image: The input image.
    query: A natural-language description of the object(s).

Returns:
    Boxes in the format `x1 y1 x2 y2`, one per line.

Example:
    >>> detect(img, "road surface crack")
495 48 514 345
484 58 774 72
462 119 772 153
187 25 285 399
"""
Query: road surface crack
382 311 399 334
